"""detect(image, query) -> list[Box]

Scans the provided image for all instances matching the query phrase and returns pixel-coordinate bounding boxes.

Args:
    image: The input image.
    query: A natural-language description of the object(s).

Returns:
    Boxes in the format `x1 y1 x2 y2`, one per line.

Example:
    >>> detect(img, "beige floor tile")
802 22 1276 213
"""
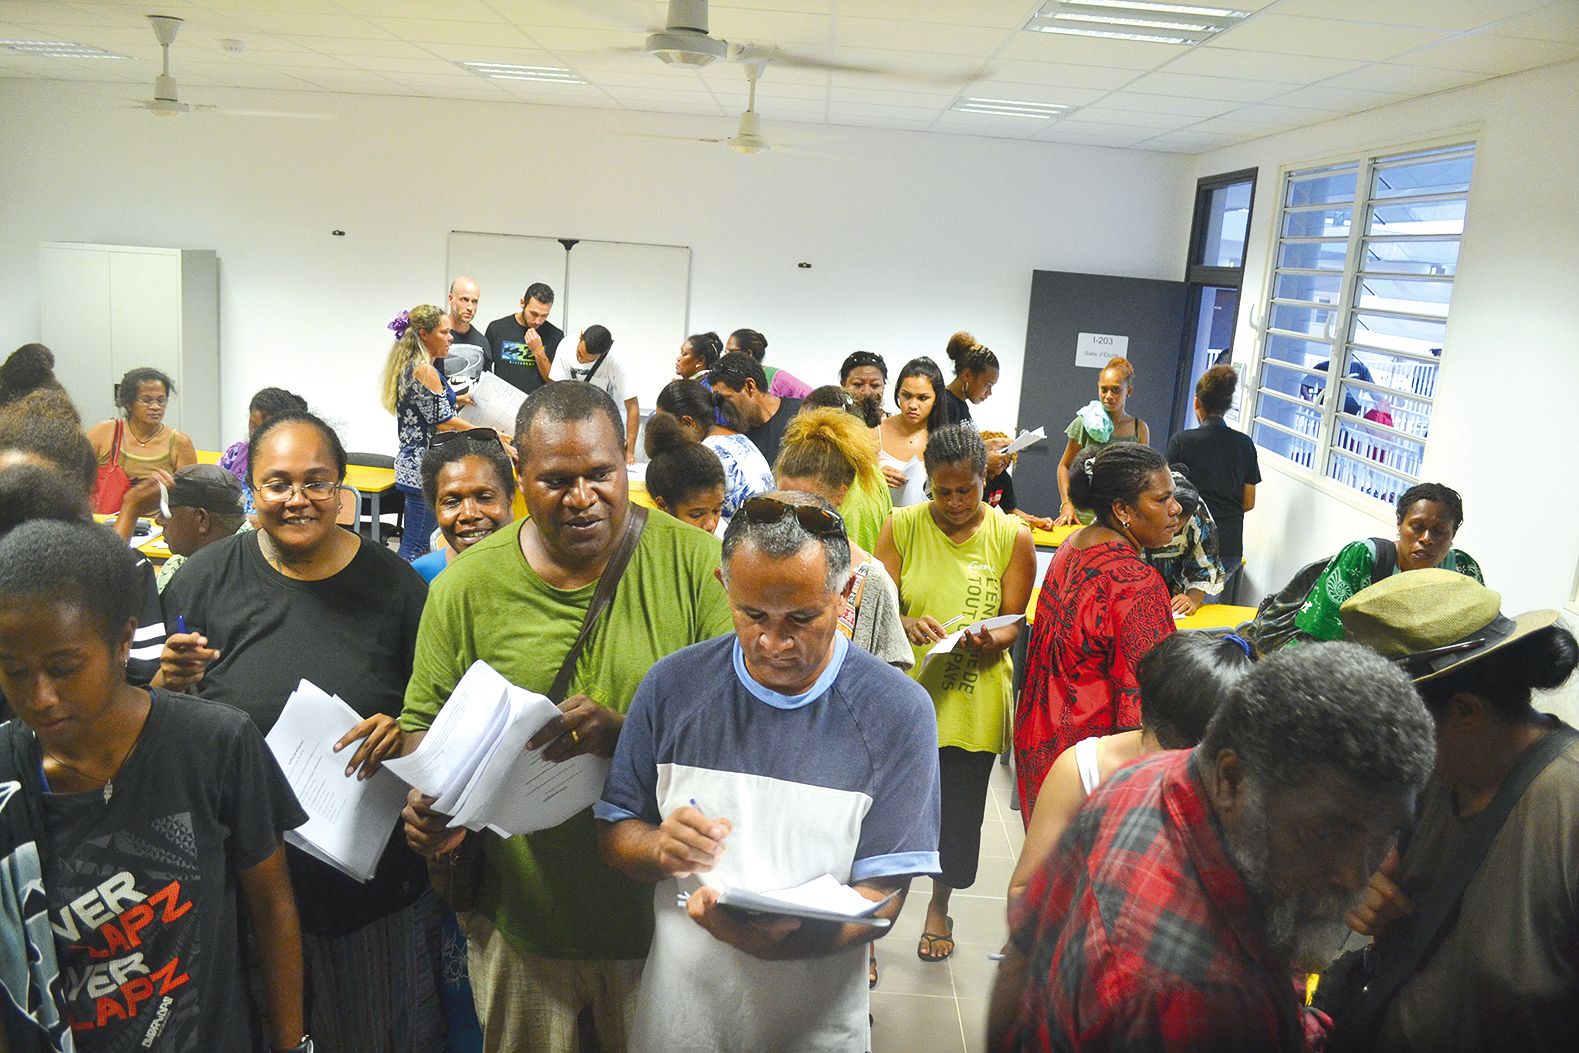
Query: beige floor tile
870 992 965 1053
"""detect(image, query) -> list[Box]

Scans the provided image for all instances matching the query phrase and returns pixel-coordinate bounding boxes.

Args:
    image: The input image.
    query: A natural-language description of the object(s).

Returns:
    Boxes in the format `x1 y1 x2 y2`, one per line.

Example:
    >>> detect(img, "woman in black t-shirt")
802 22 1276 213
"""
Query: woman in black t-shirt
159 411 445 1053
0 518 308 1053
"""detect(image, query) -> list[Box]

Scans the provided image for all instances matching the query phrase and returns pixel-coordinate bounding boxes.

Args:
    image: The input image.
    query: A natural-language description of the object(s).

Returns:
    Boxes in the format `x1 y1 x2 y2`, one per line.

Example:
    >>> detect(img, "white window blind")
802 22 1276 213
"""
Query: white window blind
1251 143 1475 503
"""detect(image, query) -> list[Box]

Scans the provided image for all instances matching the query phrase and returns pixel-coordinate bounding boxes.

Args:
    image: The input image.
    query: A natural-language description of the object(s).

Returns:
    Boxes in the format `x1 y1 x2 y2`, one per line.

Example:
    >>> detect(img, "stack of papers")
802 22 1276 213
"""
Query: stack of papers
923 614 1026 667
383 661 609 838
1002 426 1047 456
718 875 895 929
264 680 409 882
457 371 529 434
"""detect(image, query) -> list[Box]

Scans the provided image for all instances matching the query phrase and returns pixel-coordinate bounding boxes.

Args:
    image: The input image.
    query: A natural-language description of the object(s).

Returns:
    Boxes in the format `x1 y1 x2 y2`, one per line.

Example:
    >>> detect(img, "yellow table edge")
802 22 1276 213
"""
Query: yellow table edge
197 449 395 493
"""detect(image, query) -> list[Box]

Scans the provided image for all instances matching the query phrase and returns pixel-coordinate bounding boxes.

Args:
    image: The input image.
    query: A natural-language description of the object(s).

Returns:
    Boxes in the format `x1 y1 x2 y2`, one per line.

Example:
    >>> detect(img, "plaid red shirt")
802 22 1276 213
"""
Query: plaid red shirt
1002 750 1330 1052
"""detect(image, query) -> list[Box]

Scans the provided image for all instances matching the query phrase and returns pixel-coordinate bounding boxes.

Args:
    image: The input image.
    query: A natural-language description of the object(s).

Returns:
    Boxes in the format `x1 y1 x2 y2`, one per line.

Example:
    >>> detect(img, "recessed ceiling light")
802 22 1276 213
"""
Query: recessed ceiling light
459 61 584 84
1025 0 1247 45
0 40 129 59
953 97 1071 119
1062 0 1249 17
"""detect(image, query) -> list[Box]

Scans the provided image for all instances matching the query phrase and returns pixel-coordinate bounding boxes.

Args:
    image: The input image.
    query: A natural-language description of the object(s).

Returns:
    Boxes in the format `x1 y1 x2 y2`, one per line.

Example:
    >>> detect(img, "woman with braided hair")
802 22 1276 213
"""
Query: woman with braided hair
1015 442 1179 820
877 423 1035 963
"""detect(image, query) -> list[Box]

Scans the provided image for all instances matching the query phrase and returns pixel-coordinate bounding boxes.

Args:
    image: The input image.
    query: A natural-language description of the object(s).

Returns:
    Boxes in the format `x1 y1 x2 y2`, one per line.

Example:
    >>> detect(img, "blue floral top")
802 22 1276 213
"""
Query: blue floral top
218 439 254 515
395 367 456 490
702 432 775 519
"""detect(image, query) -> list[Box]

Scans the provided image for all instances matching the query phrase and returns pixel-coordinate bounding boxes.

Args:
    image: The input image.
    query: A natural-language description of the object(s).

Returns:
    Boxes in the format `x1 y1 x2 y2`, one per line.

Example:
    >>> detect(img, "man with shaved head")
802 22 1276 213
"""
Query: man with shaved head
446 275 488 386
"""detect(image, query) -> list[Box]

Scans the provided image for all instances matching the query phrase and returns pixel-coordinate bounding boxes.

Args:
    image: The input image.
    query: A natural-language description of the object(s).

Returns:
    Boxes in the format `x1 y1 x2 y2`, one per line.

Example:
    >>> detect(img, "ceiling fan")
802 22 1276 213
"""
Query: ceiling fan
133 14 329 120
614 63 796 155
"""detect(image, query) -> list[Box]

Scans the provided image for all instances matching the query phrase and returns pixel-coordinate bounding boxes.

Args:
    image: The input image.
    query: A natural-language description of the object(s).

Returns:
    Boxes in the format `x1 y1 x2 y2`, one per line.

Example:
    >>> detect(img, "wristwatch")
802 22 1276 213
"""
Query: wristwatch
274 1037 314 1053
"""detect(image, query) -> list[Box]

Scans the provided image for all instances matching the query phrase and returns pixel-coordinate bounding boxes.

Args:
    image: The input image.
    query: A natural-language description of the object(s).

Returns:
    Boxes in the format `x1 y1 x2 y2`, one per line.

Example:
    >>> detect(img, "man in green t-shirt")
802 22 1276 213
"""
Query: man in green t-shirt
400 381 732 1052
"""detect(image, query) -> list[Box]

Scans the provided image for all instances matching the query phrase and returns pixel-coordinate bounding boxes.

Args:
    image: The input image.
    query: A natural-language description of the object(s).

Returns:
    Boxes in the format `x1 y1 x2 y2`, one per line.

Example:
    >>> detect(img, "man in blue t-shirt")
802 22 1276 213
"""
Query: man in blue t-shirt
597 492 941 1052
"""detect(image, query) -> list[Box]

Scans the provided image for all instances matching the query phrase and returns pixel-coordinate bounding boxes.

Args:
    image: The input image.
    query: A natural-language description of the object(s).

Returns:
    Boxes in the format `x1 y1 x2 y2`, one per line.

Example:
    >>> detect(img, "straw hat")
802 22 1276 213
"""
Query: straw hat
1339 569 1560 683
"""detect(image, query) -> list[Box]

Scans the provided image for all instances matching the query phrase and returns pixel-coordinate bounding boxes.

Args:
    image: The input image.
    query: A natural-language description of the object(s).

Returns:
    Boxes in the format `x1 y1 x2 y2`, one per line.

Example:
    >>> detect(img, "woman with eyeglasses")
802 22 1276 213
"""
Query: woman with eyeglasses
88 367 197 533
380 303 488 562
876 424 1035 965
159 411 448 1053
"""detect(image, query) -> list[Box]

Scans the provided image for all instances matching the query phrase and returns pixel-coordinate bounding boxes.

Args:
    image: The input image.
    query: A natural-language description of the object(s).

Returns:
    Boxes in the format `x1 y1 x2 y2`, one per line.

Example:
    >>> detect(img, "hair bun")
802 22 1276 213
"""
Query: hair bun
1525 625 1579 692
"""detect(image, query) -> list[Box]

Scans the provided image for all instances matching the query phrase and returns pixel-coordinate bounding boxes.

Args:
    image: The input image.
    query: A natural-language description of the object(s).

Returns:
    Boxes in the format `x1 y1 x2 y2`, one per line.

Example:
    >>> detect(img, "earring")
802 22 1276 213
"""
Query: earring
1121 517 1131 530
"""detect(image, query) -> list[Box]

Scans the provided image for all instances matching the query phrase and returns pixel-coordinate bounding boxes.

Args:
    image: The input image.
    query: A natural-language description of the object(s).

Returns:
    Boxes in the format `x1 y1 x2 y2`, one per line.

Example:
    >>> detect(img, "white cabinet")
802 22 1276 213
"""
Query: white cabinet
40 243 220 448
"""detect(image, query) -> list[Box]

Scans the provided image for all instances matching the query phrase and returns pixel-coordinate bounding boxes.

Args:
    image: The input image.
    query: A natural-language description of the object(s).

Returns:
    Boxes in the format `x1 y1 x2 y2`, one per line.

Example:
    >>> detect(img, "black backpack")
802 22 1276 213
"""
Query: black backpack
1241 538 1397 654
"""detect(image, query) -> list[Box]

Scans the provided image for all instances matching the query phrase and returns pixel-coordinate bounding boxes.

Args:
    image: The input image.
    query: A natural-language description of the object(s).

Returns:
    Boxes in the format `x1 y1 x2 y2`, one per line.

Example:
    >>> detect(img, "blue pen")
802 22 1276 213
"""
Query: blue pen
688 798 705 814
175 614 188 634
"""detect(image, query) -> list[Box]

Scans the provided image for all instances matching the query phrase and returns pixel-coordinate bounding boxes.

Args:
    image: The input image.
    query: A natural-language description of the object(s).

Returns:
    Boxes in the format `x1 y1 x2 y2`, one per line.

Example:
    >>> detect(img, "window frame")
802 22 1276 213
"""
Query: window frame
1244 136 1477 507
1174 167 1257 430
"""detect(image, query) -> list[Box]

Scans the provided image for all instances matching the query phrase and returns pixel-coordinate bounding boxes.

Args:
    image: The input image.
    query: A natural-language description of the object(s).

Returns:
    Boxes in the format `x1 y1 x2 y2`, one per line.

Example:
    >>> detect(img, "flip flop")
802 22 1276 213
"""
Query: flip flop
869 946 879 989
917 916 955 962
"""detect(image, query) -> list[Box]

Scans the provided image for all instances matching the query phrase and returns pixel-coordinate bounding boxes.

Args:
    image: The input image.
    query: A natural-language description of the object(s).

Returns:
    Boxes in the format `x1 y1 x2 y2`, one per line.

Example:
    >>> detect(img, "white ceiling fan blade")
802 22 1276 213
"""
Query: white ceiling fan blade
539 0 656 34
211 108 335 120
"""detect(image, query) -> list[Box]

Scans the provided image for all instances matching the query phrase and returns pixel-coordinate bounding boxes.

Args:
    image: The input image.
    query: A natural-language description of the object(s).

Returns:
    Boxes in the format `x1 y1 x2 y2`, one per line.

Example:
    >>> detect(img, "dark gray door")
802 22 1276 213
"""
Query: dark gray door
1012 270 1188 514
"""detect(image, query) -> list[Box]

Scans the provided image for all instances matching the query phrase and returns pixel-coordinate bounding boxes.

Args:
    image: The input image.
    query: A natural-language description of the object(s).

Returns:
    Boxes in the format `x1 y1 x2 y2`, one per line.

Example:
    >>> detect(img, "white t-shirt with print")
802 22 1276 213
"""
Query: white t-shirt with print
551 348 630 406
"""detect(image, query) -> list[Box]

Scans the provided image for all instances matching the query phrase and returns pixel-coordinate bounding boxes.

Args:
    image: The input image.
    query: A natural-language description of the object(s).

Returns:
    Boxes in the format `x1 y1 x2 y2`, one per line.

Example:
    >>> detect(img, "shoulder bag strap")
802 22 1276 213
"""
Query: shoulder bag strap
110 418 125 461
1343 721 1579 1046
1369 537 1397 582
582 350 608 383
546 504 648 703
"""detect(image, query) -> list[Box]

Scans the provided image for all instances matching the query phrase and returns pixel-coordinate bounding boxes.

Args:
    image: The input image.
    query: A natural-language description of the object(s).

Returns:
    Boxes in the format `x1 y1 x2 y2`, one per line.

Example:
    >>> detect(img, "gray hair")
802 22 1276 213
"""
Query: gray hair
720 490 851 594
1197 641 1435 795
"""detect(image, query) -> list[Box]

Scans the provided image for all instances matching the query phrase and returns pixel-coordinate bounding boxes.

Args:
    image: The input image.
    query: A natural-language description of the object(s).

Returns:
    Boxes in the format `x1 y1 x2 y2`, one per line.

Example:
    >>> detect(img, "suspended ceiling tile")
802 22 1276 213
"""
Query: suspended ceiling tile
831 83 958 106
1141 129 1246 149
828 114 936 131
338 0 502 20
382 18 552 49
1121 70 1301 103
826 102 947 121
1092 92 1240 118
973 61 1142 91
1188 114 1300 136
1227 101 1344 127
1270 0 1549 32
1490 3 1579 45
833 18 1007 57
1031 126 1157 148
959 83 1109 107
1267 84 1412 113
1208 15 1454 62
308 38 432 59
701 9 831 47
339 55 457 75
1320 62 1484 96
996 31 1187 71
826 0 1029 28
418 43 568 66
221 11 396 41
1162 46 1365 83
1392 31 1579 75
1063 108 1202 131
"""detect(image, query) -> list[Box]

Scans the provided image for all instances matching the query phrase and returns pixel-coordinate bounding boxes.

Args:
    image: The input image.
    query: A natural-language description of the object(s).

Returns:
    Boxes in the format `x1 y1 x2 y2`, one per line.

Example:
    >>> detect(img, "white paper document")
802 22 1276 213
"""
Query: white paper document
382 660 610 838
922 613 1027 667
264 680 408 883
1002 427 1046 456
457 371 528 433
718 875 895 929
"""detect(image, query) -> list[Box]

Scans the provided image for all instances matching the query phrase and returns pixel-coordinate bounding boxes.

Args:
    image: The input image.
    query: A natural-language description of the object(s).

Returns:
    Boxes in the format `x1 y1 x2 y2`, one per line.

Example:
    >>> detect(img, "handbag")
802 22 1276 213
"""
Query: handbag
91 419 133 515
427 505 650 912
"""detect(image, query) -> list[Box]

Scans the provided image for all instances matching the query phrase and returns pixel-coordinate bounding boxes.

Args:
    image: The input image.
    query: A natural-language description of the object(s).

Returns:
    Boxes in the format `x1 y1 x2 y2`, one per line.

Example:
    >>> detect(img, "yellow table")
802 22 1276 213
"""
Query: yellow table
93 514 170 561
198 449 398 537
1030 524 1080 548
1025 585 1255 632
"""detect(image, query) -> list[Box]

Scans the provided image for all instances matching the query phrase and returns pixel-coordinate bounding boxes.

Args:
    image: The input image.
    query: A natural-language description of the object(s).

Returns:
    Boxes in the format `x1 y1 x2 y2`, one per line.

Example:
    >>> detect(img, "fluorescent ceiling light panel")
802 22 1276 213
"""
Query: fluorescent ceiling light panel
1062 0 1249 17
953 97 1071 118
1026 0 1247 45
1 40 129 58
459 62 584 84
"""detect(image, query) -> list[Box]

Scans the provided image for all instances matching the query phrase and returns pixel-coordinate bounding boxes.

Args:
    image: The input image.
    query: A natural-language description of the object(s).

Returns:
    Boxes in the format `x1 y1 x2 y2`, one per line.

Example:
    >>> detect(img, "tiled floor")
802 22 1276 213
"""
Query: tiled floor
871 757 1024 1053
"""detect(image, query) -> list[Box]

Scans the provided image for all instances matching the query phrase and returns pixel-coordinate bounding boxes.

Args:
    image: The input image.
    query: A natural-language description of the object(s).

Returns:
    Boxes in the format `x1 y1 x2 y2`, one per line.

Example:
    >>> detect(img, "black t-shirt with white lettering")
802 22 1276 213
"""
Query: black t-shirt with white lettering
40 690 305 1052
482 314 563 395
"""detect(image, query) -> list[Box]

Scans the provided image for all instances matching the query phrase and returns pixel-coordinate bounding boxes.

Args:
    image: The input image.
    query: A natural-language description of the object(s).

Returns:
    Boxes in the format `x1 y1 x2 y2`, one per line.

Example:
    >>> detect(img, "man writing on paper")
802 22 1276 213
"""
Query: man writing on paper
596 491 942 1052
399 381 733 1052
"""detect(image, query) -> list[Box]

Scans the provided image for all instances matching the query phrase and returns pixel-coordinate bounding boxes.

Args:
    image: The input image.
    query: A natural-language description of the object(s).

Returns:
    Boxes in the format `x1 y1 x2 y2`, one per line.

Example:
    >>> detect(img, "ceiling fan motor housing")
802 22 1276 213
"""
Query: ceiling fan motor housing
648 0 725 66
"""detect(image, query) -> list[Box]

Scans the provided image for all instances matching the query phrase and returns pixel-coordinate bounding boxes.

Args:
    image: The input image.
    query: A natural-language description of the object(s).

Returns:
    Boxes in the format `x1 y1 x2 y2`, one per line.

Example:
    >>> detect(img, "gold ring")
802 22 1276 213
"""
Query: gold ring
569 729 580 745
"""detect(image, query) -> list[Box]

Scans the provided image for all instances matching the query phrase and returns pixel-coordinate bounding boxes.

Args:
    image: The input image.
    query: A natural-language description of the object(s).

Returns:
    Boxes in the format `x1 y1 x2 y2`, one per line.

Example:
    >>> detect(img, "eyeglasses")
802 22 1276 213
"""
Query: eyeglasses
430 428 500 449
256 480 341 504
738 496 846 538
135 396 169 408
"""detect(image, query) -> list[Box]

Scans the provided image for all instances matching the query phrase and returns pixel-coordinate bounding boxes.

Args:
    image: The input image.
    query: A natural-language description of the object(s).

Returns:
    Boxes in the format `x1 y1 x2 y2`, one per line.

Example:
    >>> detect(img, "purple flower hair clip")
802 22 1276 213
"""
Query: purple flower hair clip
388 310 411 340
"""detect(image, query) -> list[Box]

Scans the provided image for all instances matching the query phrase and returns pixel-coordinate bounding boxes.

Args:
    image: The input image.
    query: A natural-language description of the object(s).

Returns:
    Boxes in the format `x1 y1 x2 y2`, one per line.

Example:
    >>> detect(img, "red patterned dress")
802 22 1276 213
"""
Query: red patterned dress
1014 539 1174 821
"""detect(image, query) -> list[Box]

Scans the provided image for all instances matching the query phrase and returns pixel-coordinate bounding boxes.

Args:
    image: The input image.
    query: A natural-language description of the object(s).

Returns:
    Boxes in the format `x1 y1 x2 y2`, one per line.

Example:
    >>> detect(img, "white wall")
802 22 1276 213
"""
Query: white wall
0 79 1191 454
1196 60 1579 615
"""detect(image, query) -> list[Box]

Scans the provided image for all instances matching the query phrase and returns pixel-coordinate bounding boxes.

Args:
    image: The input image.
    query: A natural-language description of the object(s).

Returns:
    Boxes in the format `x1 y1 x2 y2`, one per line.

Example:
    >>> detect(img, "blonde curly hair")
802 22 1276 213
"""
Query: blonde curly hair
379 303 446 414
775 407 882 495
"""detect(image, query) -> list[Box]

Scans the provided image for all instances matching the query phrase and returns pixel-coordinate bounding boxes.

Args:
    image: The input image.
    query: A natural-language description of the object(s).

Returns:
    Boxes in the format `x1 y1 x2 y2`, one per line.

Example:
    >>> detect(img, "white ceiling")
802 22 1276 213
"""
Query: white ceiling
3 0 1577 153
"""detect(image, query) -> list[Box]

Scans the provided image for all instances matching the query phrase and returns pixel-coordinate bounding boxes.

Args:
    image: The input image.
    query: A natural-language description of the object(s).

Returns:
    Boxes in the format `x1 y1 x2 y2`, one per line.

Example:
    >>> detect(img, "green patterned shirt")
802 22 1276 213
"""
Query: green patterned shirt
1293 540 1483 643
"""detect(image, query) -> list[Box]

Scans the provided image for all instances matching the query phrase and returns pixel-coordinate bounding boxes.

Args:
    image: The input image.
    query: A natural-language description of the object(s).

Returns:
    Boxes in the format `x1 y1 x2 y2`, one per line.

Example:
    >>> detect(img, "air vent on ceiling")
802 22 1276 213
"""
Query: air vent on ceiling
458 62 584 84
1025 0 1249 46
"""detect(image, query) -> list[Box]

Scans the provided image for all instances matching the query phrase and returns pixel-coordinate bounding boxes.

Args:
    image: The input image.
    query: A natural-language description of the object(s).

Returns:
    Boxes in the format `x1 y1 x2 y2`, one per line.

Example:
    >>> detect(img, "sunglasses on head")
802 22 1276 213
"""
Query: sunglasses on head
738 496 846 538
429 428 500 449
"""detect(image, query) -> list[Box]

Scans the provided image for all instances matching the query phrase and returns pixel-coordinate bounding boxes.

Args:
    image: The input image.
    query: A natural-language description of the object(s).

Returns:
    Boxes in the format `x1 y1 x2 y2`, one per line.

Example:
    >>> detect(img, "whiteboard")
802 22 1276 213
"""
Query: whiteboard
446 232 568 336
561 240 691 414
445 232 691 413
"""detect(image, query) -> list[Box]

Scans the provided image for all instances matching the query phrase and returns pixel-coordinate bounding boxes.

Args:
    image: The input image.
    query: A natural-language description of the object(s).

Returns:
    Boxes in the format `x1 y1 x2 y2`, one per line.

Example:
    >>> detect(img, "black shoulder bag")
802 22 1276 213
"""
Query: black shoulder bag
428 505 649 911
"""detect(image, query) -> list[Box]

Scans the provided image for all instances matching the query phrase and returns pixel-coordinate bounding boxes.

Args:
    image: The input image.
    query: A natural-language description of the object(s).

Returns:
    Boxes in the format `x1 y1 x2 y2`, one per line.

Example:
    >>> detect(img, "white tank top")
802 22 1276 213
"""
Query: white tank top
1073 736 1103 797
